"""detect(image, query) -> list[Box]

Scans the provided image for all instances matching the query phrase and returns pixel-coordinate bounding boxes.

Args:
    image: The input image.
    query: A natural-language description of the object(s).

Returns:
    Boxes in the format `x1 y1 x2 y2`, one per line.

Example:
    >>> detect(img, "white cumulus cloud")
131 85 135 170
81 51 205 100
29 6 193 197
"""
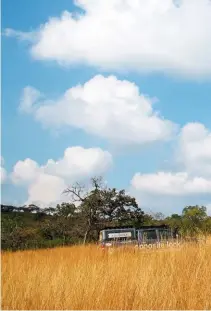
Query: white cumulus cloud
43 146 112 179
11 146 112 207
1 157 7 184
11 158 40 185
27 173 67 207
5 0 211 78
130 122 211 214
130 171 211 215
20 75 177 145
131 172 211 196
178 122 211 176
1 167 7 184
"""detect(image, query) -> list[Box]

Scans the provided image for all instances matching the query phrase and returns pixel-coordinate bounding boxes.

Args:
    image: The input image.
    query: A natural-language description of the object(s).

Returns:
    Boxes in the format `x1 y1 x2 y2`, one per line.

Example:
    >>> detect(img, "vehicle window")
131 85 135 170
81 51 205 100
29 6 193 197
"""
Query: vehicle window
159 230 171 240
143 230 157 240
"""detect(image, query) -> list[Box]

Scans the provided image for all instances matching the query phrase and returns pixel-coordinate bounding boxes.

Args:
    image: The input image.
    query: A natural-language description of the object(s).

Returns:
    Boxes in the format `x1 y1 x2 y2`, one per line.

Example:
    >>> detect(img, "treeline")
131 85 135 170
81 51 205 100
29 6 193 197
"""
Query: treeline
1 177 211 251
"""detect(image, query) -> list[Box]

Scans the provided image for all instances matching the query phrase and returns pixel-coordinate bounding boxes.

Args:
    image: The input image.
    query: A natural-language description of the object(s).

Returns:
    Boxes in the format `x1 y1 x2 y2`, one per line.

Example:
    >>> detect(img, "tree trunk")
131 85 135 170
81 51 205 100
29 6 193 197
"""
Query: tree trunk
83 227 90 244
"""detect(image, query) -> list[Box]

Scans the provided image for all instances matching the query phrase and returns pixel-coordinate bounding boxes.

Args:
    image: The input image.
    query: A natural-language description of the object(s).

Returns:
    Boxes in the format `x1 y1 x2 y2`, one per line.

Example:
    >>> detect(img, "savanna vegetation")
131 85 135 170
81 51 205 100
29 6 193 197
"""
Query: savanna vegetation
2 177 211 251
2 176 211 310
2 241 211 310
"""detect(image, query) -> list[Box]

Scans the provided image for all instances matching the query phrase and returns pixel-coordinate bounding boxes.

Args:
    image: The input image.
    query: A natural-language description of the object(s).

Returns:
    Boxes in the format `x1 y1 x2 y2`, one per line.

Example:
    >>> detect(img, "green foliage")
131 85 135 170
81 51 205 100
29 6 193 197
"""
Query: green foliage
180 205 207 236
64 177 144 243
165 214 183 230
165 206 211 237
55 203 76 218
2 177 211 251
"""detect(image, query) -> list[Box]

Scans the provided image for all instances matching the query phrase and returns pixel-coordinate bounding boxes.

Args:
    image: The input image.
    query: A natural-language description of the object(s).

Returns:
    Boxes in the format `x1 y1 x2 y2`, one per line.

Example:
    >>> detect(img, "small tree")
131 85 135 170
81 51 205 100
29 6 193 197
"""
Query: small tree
55 203 76 218
64 177 103 244
165 214 182 230
181 205 207 236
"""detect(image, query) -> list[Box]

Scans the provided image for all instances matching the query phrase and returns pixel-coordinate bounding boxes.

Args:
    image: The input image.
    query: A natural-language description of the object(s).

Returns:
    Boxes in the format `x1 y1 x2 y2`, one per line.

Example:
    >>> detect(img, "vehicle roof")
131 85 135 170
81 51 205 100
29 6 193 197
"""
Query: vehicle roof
100 224 169 231
101 227 135 232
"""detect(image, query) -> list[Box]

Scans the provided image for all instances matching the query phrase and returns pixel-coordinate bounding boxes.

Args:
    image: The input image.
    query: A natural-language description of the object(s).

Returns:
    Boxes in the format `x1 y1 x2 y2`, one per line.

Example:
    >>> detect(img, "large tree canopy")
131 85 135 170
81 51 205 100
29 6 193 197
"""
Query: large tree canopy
64 177 144 243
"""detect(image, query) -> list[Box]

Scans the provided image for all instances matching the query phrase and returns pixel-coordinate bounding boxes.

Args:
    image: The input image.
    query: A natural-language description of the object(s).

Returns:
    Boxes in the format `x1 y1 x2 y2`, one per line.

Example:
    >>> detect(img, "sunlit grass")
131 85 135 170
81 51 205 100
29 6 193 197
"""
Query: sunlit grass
2 241 211 310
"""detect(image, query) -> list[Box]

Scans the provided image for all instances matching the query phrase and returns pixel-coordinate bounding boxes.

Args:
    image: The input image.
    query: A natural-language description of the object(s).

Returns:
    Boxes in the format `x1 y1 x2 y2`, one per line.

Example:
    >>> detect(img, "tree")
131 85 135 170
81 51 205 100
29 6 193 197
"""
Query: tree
43 207 56 216
98 187 144 227
55 203 76 218
64 177 105 244
181 205 207 236
203 216 211 236
64 177 144 244
142 213 156 225
165 214 182 230
27 204 40 213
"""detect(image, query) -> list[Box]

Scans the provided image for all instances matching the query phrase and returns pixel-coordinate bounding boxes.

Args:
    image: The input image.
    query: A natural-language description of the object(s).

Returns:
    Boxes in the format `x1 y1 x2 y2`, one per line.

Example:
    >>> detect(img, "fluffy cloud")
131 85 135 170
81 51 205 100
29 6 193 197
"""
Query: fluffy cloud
11 146 112 207
178 123 211 176
130 171 211 214
27 174 66 207
131 172 211 196
1 167 7 184
11 158 40 185
43 146 112 178
1 157 7 184
130 123 211 214
5 0 211 77
20 75 177 145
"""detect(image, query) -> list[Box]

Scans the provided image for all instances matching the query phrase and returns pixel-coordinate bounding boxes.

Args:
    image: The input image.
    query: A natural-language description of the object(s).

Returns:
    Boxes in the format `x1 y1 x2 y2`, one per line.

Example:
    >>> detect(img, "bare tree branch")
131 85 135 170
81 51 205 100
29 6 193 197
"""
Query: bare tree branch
63 182 87 203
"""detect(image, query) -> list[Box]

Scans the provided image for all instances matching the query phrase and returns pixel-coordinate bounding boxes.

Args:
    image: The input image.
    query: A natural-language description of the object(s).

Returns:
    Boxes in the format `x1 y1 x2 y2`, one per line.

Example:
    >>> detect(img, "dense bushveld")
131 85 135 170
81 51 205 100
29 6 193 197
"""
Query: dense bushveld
2 202 211 251
2 240 211 310
2 178 211 251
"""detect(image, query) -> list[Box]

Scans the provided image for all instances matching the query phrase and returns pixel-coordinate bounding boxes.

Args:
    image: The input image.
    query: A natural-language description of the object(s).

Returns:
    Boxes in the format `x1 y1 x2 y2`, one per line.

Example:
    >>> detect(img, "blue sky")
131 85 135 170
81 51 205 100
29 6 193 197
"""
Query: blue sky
1 0 211 215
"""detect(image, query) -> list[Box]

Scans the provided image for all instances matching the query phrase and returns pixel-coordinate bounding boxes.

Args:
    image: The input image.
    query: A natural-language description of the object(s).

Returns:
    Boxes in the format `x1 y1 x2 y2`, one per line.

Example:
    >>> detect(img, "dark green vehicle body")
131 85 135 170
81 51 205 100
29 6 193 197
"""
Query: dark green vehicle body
99 225 176 247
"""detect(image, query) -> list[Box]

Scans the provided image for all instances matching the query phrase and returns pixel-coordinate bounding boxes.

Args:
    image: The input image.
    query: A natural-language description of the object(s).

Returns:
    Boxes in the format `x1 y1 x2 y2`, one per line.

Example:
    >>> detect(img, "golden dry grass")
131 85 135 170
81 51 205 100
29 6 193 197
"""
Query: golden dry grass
2 242 211 310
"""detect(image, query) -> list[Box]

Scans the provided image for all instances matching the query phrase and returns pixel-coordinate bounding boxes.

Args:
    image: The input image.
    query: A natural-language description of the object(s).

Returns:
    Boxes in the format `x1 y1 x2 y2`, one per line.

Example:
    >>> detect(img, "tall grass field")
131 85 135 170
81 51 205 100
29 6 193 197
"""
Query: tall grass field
2 241 211 310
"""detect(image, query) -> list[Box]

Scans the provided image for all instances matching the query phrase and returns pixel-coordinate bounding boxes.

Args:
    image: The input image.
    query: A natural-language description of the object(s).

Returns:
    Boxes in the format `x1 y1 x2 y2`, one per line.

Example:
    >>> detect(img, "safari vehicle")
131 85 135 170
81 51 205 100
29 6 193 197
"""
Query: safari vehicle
137 225 174 244
99 225 176 247
99 227 137 247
